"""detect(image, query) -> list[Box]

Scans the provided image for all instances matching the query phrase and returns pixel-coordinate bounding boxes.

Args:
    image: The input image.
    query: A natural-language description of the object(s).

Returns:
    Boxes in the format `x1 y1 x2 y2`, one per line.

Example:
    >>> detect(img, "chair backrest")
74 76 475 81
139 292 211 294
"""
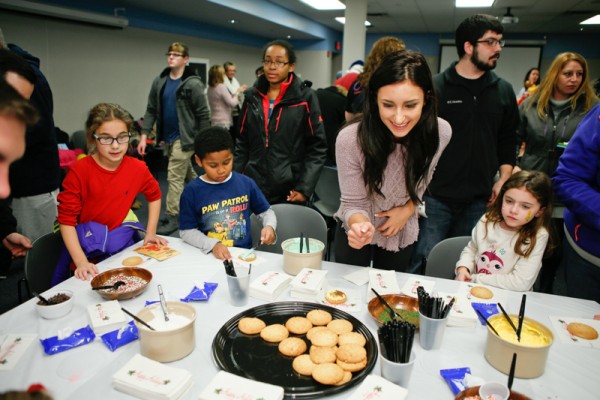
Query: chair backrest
312 165 341 218
425 236 471 279
251 204 328 255
24 232 64 294
70 130 87 153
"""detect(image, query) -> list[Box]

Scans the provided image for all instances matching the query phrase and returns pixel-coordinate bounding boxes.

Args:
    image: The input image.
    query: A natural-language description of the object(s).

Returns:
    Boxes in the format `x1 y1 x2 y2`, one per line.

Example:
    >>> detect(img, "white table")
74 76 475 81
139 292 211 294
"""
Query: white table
1 237 599 399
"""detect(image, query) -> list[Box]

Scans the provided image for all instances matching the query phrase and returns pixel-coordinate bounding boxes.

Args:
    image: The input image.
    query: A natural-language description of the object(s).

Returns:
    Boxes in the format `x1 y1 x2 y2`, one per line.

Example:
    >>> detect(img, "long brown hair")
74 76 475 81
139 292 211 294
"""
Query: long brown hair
356 37 405 88
485 171 553 257
208 65 225 87
527 52 598 119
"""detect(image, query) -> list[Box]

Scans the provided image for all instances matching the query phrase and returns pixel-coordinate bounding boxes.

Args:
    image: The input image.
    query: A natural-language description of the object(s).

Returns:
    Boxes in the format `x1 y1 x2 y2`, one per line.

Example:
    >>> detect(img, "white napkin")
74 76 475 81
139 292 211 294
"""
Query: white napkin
367 269 400 302
0 334 37 371
198 370 284 400
347 374 408 400
87 300 127 335
290 268 328 299
437 292 478 327
550 316 600 348
344 269 370 286
113 354 193 400
456 282 508 305
400 276 435 299
249 271 291 301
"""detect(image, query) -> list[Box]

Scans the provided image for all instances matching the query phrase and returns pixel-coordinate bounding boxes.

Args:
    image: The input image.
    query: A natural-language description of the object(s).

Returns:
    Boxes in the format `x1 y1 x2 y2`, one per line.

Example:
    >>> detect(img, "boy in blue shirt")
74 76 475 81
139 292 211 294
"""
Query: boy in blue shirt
179 126 276 260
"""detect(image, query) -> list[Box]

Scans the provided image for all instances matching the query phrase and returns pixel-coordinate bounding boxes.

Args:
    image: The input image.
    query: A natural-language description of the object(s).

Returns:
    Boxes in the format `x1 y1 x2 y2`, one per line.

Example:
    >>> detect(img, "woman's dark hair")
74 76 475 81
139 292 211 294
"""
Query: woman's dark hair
523 67 540 86
262 39 296 65
358 50 439 203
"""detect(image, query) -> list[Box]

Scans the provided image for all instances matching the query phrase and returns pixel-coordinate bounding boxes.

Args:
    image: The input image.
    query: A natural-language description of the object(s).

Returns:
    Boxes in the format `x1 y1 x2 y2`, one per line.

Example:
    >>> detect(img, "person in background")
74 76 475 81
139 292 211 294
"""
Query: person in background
334 59 363 91
516 67 540 105
409 14 519 275
455 171 552 291
223 61 244 141
334 51 452 271
179 126 276 260
137 42 210 235
515 52 598 293
315 84 347 165
58 103 167 281
345 37 406 121
207 65 247 130
553 104 600 303
0 80 37 277
255 66 264 78
235 39 327 205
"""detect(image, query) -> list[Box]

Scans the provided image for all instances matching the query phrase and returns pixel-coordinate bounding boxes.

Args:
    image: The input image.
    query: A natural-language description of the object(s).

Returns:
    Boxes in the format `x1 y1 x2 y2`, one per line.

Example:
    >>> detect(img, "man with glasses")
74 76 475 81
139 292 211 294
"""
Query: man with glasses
138 42 210 235
409 14 519 275
235 39 326 205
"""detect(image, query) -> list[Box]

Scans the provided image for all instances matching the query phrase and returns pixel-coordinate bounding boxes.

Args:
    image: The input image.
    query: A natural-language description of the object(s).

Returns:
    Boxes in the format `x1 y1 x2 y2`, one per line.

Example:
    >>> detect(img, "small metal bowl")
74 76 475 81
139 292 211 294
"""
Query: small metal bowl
368 294 420 328
91 267 152 300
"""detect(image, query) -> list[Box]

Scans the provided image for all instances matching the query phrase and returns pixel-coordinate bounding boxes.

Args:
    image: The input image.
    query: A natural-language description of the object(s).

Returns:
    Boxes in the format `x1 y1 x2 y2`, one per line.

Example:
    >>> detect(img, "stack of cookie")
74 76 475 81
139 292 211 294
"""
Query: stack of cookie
237 309 369 388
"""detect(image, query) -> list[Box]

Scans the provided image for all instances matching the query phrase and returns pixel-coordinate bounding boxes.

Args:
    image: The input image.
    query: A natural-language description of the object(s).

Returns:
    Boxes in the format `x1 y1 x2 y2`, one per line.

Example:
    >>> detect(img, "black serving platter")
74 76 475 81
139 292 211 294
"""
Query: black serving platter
212 301 378 399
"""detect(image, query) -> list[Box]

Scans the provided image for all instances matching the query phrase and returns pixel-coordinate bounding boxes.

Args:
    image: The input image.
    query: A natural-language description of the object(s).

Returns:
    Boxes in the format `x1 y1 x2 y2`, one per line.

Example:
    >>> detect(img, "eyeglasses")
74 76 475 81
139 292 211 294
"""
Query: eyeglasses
476 38 506 48
93 133 131 145
166 52 184 58
262 59 290 68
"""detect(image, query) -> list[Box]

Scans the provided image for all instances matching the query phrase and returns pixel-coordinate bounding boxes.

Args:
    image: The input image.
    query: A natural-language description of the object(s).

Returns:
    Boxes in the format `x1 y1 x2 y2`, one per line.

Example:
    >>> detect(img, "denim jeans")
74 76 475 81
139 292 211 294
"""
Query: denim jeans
563 236 600 303
408 195 486 274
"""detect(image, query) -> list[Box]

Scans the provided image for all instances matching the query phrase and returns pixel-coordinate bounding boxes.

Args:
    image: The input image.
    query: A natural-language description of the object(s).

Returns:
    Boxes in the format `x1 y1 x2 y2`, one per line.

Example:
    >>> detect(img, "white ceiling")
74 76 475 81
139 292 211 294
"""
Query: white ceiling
9 0 600 41
116 0 600 37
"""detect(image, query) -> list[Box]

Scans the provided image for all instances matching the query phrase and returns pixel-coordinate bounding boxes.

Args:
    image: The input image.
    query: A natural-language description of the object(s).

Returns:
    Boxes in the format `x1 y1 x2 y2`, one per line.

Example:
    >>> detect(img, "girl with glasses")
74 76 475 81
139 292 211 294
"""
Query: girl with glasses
56 103 168 281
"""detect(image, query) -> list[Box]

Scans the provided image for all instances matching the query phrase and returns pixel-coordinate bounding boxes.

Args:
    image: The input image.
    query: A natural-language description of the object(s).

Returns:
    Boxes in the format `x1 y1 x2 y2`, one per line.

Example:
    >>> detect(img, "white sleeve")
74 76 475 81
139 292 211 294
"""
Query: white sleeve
179 228 220 254
257 208 278 244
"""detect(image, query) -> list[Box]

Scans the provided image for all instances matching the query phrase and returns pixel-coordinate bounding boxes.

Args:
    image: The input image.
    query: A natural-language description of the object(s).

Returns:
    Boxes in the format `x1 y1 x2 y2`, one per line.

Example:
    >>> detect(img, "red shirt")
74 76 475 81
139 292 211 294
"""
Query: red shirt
57 156 161 230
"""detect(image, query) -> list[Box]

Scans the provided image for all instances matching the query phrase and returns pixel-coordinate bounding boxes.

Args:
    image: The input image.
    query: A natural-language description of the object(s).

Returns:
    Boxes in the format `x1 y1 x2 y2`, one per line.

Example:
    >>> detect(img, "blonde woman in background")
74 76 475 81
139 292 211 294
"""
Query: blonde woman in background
515 52 599 293
207 65 247 132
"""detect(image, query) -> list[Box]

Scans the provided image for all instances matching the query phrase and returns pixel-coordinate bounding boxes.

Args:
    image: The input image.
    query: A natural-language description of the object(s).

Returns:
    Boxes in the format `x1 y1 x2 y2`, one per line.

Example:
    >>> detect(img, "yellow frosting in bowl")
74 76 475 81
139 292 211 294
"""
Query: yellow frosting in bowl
491 317 550 347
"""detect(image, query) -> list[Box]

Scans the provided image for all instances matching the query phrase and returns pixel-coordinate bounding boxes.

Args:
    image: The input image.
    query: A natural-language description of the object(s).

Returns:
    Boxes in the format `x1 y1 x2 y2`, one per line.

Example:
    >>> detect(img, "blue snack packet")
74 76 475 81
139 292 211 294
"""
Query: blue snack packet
440 367 471 395
471 302 499 325
40 325 96 355
144 300 160 307
101 321 139 352
181 282 218 302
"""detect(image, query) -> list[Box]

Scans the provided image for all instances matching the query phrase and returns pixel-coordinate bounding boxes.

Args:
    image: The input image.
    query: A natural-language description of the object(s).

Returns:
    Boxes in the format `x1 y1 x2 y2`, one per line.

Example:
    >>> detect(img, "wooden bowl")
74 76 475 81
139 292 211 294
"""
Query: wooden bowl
368 294 419 328
91 267 152 300
455 386 530 399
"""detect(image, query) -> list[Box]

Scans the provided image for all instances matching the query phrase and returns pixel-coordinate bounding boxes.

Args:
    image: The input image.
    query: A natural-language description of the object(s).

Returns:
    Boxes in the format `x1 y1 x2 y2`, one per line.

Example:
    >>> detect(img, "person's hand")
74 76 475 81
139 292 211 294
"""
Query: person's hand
455 266 472 282
212 242 231 260
137 134 148 156
488 178 505 205
144 233 169 246
375 203 415 238
512 165 522 175
287 190 307 203
2 232 32 257
347 221 375 249
73 260 98 280
237 85 248 94
261 226 276 245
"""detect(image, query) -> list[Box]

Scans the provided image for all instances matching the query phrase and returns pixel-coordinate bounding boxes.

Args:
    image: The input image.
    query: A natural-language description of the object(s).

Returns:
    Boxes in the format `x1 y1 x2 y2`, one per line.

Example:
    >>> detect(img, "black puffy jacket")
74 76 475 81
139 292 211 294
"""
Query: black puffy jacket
234 73 327 204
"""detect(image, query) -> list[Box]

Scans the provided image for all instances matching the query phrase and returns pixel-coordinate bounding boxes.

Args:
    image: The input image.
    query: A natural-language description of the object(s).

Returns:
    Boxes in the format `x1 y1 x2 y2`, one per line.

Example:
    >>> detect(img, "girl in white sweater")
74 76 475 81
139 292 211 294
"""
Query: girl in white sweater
455 171 553 291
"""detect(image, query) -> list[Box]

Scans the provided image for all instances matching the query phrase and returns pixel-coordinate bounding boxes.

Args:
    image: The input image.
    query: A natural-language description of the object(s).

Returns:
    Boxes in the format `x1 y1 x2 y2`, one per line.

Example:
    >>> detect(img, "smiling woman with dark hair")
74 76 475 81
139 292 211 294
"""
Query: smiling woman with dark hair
333 50 452 271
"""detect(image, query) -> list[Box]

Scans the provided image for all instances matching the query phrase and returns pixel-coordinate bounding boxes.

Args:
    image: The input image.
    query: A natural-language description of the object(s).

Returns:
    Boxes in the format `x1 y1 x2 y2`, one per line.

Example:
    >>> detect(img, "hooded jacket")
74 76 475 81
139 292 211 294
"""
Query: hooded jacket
553 104 600 259
429 62 518 202
234 73 327 204
7 44 60 198
141 66 210 151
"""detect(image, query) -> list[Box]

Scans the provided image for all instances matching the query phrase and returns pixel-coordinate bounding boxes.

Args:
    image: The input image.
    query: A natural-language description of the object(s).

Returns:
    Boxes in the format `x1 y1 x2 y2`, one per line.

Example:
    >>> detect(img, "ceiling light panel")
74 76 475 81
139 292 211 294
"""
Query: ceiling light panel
335 17 372 27
580 15 600 24
456 0 495 7
300 0 345 10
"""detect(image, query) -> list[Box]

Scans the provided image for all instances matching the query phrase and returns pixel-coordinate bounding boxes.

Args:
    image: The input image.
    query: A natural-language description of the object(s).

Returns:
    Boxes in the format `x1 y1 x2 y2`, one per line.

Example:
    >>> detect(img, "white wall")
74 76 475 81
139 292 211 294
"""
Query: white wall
0 12 334 134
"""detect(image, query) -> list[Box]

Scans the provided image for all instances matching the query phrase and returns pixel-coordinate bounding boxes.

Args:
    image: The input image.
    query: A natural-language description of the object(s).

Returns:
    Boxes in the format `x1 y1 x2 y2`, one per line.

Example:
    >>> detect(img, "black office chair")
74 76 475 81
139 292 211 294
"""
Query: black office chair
310 166 341 260
70 129 87 153
250 203 328 256
424 236 471 280
18 231 64 302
